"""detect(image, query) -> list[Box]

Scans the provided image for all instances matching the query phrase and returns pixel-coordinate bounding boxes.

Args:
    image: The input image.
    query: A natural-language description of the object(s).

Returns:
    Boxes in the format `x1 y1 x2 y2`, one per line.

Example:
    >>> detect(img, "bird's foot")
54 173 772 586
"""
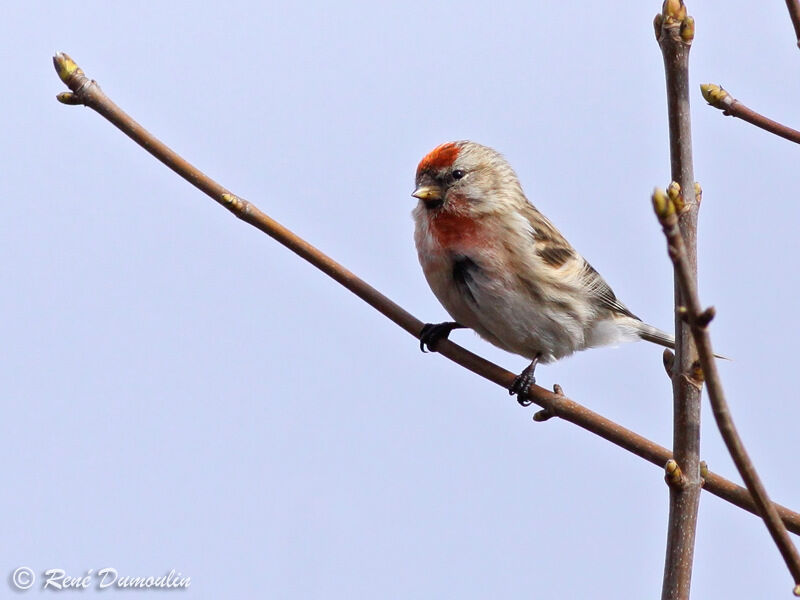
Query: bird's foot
509 355 541 406
419 322 463 352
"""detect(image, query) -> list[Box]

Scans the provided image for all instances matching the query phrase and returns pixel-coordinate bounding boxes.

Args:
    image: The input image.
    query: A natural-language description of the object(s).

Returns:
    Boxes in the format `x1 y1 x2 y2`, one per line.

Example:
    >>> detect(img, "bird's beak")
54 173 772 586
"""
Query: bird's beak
412 185 444 209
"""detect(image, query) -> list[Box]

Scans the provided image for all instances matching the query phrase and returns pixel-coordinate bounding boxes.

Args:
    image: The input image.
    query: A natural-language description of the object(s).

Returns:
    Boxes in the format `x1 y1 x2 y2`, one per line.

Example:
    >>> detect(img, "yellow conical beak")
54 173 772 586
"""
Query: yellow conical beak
412 185 443 207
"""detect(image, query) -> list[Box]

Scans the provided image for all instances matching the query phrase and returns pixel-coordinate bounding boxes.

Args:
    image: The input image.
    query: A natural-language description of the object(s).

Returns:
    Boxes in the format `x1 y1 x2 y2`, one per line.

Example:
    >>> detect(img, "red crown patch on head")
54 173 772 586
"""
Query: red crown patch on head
417 142 460 176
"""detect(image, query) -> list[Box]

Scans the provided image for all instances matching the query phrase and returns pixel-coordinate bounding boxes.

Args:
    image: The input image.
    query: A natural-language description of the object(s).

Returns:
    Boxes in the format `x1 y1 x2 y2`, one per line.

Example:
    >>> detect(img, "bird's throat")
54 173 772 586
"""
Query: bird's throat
428 210 482 250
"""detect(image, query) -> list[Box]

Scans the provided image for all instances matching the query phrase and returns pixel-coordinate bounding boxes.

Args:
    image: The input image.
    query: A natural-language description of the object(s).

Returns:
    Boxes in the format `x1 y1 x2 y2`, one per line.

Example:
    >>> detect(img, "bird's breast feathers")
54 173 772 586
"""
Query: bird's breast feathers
413 203 627 361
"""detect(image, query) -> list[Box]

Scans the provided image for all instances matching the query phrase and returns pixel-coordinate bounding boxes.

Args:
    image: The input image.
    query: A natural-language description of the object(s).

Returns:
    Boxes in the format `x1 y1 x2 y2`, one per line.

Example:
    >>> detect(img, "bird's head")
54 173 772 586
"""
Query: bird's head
412 141 524 216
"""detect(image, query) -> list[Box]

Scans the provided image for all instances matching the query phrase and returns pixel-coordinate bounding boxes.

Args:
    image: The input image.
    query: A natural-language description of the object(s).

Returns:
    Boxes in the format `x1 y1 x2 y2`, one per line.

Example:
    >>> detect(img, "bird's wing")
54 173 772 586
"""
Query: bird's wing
579 261 640 320
521 203 641 321
522 204 578 269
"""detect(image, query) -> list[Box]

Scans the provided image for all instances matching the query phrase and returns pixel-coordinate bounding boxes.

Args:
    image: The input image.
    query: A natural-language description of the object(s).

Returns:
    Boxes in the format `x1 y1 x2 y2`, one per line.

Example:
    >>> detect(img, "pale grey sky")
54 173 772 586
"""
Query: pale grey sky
3 2 799 597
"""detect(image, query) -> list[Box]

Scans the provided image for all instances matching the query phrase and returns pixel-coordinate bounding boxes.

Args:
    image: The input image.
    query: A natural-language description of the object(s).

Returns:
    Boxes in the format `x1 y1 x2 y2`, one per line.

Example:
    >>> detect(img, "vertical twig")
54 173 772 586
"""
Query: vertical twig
653 189 800 595
654 2 701 599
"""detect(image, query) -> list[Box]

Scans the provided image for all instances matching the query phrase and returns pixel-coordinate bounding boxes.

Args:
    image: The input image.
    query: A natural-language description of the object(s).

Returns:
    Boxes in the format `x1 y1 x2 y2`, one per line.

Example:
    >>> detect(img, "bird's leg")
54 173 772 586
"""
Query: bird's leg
419 322 465 352
509 354 541 406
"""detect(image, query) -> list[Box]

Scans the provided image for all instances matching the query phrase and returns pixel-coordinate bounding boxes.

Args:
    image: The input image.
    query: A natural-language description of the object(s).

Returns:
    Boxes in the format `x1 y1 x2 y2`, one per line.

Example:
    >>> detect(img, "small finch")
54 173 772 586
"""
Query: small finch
412 140 675 404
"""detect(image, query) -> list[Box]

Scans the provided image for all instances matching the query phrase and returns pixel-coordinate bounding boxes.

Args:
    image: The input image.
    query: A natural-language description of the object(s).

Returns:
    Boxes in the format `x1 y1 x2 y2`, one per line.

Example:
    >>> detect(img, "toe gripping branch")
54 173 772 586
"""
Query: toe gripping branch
418 327 560 418
509 355 541 406
419 322 465 352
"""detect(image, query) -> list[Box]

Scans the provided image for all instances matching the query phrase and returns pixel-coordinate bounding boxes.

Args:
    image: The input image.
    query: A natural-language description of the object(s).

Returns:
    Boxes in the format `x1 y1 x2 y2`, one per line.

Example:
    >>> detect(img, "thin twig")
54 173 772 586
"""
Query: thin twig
701 84 800 144
653 189 800 595
655 2 702 598
51 51 800 538
786 0 800 49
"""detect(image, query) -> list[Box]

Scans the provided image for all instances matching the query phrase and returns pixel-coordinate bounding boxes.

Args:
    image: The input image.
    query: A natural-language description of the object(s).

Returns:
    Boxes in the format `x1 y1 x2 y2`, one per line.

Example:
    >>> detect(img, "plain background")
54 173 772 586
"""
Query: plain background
3 2 799 597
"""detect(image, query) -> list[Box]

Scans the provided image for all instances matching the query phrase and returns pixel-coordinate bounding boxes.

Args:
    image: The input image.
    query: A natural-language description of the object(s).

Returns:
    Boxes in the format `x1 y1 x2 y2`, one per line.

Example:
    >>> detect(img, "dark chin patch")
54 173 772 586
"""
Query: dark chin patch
423 198 444 210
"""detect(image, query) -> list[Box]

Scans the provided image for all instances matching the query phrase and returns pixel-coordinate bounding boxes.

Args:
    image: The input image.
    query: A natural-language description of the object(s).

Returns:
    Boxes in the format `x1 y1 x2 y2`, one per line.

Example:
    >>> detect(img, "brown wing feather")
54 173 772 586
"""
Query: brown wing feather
537 246 574 268
521 203 640 320
524 205 577 269
581 261 640 320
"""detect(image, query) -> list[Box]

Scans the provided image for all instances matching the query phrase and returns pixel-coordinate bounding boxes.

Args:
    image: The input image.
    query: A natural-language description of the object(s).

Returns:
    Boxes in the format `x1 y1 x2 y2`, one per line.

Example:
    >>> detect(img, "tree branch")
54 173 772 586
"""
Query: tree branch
701 83 800 144
786 0 800 50
655 2 702 598
653 188 800 595
51 50 800 542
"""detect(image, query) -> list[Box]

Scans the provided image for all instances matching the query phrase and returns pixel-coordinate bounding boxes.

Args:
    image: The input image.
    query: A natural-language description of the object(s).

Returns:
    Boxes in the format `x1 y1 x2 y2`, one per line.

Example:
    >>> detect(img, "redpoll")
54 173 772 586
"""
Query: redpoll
412 141 674 403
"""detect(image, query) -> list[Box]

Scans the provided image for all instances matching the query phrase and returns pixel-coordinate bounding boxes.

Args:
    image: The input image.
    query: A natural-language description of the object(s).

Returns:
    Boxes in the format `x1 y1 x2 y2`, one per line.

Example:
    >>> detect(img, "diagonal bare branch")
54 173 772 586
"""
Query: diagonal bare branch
653 187 800 596
701 83 800 144
51 50 800 541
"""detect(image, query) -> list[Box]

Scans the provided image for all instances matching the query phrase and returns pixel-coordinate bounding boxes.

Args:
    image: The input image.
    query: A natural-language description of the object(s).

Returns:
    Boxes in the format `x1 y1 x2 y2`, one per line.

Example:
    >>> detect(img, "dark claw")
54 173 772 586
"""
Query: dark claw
509 372 536 406
509 355 541 407
419 322 463 353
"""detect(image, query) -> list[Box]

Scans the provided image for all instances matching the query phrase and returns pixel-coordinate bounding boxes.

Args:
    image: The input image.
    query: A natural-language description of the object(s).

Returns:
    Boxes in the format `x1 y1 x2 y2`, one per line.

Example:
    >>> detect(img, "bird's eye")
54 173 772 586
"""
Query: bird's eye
452 169 465 180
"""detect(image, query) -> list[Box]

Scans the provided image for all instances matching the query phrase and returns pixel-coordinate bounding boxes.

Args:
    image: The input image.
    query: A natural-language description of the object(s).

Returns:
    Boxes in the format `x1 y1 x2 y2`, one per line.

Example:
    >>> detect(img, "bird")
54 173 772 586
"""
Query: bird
412 140 675 405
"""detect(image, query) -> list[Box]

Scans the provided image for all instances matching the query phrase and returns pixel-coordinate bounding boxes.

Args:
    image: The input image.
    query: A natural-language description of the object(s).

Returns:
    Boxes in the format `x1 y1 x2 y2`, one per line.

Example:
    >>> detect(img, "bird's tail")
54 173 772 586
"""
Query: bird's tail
635 321 729 360
636 322 674 349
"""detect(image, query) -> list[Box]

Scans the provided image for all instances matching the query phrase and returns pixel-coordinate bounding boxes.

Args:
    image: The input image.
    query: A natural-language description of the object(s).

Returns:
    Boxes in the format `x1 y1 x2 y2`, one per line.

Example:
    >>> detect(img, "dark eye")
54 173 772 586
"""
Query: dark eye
452 169 465 180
